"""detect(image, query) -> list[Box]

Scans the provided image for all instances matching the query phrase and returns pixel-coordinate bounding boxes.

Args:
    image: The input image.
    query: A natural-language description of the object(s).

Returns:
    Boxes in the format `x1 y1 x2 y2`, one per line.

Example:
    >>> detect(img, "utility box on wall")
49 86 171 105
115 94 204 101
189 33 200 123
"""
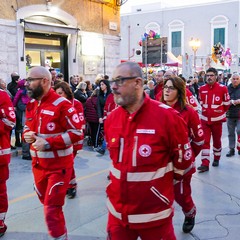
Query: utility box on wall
142 37 168 64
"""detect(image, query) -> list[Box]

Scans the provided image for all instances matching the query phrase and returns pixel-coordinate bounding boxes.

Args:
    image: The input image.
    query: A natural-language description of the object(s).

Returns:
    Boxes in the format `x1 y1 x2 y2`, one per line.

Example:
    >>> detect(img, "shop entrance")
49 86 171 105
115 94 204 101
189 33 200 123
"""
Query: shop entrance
25 32 68 79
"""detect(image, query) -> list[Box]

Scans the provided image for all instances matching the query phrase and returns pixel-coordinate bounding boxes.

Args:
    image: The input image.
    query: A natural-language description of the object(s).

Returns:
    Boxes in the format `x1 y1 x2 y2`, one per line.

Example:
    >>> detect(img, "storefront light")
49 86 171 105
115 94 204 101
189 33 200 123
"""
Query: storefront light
82 36 103 56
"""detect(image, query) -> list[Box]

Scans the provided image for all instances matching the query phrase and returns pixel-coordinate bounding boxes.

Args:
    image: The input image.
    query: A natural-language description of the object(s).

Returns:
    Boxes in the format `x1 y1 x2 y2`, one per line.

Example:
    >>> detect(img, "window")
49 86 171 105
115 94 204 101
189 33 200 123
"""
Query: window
210 15 228 48
168 20 184 57
172 31 181 57
214 28 225 47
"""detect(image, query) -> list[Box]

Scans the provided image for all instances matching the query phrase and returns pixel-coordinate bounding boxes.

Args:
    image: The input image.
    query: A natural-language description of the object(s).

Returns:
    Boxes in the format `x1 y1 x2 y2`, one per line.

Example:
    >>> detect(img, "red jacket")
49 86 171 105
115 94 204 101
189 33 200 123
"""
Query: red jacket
0 90 16 165
186 88 199 111
24 89 83 170
104 95 193 229
171 102 204 175
72 99 85 152
103 93 118 121
199 82 230 123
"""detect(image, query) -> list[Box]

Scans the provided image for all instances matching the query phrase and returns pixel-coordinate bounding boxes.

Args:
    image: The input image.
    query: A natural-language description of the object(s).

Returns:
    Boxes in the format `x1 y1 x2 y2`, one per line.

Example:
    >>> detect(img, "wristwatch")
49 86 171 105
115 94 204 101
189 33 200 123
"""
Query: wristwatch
44 141 51 150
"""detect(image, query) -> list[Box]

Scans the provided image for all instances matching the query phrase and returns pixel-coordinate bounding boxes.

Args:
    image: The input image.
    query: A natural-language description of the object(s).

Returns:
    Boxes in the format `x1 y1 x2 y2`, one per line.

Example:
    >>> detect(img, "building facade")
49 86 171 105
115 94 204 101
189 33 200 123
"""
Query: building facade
0 0 121 83
120 0 240 73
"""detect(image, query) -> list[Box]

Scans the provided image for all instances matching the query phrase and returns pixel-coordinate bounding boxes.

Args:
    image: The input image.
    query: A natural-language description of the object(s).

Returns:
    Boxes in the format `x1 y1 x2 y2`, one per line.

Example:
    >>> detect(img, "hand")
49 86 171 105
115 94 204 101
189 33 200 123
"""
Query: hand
32 136 47 151
24 131 36 143
99 118 103 124
235 99 240 105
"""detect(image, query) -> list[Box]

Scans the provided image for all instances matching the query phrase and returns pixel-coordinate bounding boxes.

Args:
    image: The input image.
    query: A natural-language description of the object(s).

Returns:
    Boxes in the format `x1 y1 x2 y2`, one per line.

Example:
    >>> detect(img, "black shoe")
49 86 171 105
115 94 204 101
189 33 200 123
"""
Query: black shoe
197 165 209 172
226 149 235 157
96 148 105 155
67 187 77 199
0 223 7 237
22 156 32 160
212 160 219 167
238 150 240 155
182 216 195 233
11 145 16 150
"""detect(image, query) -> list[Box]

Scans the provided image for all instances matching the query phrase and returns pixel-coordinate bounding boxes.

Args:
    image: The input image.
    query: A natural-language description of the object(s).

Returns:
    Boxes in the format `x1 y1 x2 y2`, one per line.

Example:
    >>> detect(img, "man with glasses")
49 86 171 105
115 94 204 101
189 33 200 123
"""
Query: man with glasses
154 70 165 100
105 61 194 240
23 66 83 240
197 67 230 172
226 73 240 157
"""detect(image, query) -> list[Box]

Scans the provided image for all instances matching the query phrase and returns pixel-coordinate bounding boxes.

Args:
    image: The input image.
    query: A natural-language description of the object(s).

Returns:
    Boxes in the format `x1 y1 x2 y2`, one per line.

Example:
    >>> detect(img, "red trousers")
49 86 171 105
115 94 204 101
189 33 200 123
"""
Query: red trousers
174 175 196 217
68 150 78 188
33 166 72 238
201 121 223 166
0 165 9 219
107 213 176 240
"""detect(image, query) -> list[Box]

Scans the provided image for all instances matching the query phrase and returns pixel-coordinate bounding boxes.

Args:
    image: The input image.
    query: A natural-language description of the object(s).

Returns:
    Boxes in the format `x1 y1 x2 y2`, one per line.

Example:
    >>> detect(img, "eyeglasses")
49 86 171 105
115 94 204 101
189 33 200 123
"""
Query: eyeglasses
163 85 176 91
26 77 43 83
206 74 215 78
110 76 138 87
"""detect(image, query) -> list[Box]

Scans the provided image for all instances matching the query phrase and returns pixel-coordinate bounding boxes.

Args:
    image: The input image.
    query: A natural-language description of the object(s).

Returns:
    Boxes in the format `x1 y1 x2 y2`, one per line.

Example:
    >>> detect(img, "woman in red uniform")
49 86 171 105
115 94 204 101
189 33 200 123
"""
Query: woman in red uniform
54 81 85 199
161 76 204 233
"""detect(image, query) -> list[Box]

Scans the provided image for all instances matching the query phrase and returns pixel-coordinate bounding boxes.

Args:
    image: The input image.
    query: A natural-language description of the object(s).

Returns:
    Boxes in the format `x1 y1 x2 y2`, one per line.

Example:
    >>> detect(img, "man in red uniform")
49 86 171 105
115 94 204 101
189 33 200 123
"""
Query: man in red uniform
23 66 83 240
0 89 16 237
154 70 165 100
105 62 194 240
197 67 230 172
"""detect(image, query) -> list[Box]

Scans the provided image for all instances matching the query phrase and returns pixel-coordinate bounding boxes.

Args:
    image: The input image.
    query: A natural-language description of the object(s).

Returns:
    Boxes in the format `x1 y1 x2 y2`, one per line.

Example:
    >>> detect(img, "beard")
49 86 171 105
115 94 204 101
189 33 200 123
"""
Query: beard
113 90 137 107
27 84 44 100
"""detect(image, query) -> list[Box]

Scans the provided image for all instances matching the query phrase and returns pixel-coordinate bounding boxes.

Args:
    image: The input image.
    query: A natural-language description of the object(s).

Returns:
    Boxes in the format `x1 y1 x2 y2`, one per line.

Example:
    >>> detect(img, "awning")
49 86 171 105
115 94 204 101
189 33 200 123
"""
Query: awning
20 19 79 35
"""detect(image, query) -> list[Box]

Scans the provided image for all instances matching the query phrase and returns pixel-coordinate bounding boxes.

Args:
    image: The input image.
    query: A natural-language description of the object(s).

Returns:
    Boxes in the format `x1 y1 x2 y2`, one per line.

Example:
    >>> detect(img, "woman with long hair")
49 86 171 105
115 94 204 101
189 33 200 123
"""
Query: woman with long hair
54 81 85 199
160 76 204 233
95 79 111 154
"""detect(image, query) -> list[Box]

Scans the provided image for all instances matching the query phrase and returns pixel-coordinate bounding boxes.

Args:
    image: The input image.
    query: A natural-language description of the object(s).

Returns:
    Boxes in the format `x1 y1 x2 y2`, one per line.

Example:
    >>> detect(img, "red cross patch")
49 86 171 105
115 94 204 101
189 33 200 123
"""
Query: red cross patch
139 144 152 157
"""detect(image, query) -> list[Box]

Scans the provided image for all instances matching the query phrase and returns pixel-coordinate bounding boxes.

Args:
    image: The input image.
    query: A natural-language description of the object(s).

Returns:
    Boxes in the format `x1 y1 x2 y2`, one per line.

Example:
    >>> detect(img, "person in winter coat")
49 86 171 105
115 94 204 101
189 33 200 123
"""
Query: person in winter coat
161 76 204 233
105 61 193 240
69 75 80 93
23 66 83 240
0 89 16 237
85 89 100 148
74 82 89 107
7 72 19 99
225 73 240 157
54 81 85 199
13 79 31 158
95 79 111 155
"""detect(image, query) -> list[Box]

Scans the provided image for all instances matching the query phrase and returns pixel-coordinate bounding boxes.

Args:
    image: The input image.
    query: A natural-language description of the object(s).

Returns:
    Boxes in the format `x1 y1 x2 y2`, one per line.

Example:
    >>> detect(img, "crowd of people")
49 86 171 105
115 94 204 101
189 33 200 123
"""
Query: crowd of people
0 62 239 239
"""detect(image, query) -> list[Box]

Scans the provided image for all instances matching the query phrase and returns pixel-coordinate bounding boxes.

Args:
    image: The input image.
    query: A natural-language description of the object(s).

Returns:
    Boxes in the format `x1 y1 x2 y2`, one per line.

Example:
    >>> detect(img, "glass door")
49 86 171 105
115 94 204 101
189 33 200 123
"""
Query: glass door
25 33 68 78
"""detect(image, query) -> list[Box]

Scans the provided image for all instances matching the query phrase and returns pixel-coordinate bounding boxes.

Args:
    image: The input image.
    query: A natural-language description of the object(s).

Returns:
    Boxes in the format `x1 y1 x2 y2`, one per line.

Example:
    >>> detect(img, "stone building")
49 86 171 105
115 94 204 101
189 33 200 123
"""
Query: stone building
0 0 121 83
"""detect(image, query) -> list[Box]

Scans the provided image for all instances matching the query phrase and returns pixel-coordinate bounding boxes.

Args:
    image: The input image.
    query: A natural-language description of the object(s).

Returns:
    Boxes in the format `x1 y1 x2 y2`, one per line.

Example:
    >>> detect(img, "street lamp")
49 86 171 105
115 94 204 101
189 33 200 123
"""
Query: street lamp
189 38 200 71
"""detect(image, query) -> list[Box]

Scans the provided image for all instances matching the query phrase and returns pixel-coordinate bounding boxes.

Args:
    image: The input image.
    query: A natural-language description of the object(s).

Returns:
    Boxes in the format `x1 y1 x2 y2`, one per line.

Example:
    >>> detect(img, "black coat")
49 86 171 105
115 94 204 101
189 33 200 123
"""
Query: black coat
226 84 240 118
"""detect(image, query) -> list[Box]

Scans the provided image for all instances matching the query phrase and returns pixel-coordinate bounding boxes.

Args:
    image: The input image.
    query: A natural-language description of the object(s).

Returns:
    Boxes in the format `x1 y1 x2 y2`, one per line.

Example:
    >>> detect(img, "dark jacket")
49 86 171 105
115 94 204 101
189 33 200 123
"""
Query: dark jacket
85 96 98 123
74 89 88 105
7 76 19 98
226 83 240 118
97 80 111 118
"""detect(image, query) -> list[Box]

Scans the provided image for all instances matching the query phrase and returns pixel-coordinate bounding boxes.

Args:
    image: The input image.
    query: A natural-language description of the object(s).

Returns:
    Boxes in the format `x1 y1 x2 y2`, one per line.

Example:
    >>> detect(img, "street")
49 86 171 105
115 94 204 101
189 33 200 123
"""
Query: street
3 122 240 240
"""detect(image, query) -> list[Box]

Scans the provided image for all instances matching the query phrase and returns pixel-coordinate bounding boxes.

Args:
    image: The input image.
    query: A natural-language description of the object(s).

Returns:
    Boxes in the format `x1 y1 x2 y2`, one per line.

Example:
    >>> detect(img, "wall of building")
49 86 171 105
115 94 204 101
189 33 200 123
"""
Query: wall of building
0 0 121 83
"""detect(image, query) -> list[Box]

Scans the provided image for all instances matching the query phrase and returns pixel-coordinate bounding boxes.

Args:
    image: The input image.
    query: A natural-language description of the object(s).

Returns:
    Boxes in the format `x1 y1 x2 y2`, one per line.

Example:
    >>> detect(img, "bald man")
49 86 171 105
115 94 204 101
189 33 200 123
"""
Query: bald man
105 62 194 240
23 66 83 240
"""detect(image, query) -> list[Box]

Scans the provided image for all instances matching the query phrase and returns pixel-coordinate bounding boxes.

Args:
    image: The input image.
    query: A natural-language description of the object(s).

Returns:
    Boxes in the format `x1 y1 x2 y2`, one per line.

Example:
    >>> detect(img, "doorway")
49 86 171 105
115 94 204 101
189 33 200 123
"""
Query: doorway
25 32 68 80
